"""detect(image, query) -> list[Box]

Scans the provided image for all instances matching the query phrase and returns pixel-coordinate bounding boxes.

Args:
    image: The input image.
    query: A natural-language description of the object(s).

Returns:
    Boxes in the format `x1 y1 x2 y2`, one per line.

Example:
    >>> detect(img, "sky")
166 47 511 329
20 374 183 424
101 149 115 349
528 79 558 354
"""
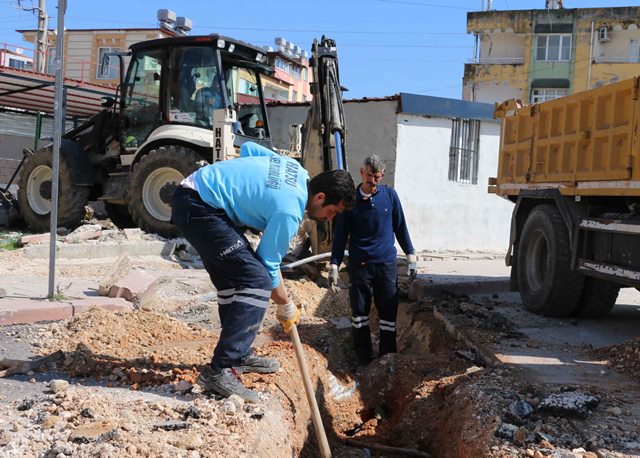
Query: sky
0 0 638 100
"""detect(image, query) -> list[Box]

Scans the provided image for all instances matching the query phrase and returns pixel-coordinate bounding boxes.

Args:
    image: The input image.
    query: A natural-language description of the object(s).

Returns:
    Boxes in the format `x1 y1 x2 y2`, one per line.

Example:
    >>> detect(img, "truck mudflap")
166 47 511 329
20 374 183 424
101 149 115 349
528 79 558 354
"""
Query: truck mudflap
573 216 640 287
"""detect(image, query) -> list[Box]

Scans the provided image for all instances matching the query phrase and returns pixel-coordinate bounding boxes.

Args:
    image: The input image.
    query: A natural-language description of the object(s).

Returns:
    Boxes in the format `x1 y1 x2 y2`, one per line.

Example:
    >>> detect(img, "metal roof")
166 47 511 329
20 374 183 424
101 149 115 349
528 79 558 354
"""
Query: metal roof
0 66 115 118
399 92 497 122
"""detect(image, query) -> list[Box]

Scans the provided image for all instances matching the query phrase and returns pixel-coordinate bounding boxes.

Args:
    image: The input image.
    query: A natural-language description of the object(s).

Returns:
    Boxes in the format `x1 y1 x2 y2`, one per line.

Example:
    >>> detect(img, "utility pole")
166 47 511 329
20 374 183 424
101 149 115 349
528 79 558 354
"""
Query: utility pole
17 0 48 73
35 0 48 73
48 0 65 298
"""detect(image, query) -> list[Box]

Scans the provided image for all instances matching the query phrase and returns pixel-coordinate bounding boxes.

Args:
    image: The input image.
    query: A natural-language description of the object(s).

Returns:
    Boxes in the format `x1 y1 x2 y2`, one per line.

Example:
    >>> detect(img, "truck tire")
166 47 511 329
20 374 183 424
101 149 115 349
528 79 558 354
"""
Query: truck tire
127 145 203 238
574 278 620 318
104 203 136 229
17 147 90 232
517 204 584 316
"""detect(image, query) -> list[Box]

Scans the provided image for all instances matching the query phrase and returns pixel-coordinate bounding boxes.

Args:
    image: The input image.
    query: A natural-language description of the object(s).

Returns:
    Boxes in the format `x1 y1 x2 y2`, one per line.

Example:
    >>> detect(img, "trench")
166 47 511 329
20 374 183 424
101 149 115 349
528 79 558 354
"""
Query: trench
295 286 494 458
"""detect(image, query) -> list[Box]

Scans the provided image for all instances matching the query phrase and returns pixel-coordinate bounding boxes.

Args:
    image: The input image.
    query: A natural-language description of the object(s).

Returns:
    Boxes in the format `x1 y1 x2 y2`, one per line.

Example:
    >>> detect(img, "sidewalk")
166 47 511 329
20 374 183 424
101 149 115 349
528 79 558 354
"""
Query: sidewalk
0 275 134 325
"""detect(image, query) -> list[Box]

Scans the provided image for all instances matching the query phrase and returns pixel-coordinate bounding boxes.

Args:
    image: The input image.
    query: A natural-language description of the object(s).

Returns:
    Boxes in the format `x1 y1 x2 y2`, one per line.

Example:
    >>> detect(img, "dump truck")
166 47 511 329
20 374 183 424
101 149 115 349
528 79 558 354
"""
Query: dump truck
490 77 640 318
14 34 346 242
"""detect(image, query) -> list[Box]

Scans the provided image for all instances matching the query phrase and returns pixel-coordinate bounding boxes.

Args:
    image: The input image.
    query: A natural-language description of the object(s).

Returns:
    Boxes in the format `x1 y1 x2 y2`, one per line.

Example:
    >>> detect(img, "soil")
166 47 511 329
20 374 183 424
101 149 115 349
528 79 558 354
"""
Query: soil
1 225 640 457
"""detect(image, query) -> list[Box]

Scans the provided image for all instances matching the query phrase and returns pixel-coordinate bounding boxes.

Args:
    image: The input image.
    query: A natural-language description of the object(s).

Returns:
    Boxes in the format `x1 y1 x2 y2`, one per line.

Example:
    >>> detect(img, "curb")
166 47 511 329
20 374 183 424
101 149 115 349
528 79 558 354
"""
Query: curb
0 297 134 325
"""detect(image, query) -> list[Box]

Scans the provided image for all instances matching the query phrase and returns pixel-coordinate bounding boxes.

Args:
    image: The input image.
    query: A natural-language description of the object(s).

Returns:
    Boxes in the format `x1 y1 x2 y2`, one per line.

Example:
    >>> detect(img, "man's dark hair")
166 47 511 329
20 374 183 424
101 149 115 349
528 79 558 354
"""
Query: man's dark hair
308 170 356 210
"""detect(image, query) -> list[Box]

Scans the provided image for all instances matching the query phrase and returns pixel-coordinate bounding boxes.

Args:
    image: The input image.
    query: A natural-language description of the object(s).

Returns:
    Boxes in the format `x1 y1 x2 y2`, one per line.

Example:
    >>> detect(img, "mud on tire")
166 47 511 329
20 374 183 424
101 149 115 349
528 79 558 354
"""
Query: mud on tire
17 147 90 232
516 204 585 316
127 145 204 238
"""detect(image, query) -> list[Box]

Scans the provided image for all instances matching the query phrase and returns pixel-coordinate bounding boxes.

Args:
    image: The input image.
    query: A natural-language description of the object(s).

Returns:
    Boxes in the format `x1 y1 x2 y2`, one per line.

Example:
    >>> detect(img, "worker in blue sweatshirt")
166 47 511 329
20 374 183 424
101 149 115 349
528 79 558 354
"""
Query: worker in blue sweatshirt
171 142 355 402
329 155 416 365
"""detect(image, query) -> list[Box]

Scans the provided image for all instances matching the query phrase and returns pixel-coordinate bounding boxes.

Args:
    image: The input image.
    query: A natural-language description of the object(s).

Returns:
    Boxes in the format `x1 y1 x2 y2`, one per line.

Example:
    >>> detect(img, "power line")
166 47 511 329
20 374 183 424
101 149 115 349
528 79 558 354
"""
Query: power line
377 0 474 10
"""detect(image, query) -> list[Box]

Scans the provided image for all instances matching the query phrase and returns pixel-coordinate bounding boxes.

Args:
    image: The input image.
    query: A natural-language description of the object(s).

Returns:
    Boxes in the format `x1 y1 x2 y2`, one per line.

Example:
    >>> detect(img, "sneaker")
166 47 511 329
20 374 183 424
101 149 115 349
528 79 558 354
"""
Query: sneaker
233 354 280 374
197 366 260 403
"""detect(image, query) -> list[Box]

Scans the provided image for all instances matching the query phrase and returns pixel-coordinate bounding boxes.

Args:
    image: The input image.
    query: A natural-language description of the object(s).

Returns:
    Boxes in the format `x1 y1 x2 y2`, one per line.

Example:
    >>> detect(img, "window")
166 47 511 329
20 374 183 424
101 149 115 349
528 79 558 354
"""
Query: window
291 90 297 102
536 34 572 61
97 47 119 80
121 49 163 147
8 58 26 69
531 88 567 104
449 118 480 184
302 68 307 81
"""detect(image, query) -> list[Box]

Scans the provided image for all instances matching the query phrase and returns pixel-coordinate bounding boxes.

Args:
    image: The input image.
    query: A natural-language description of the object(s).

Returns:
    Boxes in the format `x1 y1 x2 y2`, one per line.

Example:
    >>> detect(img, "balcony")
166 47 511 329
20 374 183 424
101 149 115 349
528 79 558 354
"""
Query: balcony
476 57 525 65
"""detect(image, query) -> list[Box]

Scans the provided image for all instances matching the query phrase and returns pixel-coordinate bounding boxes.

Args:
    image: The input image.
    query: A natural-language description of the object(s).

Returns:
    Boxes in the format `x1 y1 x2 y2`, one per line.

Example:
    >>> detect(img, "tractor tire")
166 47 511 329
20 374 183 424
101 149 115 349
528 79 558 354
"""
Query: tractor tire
574 277 620 318
516 204 585 316
17 147 90 232
127 144 204 238
104 203 136 229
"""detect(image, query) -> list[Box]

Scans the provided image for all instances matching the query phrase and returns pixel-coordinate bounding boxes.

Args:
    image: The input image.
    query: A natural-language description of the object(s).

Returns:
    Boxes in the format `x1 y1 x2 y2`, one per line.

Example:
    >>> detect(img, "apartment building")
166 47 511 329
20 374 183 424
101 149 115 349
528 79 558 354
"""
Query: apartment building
463 2 640 104
262 37 311 103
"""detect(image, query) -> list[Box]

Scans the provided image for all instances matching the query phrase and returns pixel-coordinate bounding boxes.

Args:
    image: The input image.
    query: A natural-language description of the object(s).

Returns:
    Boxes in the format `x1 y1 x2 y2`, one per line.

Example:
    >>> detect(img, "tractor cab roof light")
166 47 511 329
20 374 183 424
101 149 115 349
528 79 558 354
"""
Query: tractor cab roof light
217 39 226 49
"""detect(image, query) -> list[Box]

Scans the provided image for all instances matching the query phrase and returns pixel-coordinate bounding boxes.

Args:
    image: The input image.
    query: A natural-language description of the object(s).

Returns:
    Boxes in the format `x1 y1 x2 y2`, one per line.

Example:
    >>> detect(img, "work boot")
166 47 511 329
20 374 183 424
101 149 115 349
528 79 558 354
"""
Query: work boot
233 353 280 374
197 366 260 403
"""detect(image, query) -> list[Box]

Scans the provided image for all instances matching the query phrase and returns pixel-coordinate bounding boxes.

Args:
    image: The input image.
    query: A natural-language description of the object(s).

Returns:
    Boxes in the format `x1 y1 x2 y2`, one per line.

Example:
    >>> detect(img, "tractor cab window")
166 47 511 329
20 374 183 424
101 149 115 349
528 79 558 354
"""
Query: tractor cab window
121 49 163 148
167 46 223 126
225 65 267 139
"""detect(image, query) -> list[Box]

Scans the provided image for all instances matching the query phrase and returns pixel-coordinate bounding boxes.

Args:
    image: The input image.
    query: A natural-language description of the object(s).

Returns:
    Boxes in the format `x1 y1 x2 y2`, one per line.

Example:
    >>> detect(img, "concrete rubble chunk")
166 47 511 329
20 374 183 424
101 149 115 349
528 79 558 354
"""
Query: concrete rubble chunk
20 233 51 245
49 379 69 394
108 269 158 307
495 422 519 440
123 228 145 241
68 421 117 443
153 420 189 431
64 224 103 243
174 433 204 450
98 253 131 296
539 390 599 418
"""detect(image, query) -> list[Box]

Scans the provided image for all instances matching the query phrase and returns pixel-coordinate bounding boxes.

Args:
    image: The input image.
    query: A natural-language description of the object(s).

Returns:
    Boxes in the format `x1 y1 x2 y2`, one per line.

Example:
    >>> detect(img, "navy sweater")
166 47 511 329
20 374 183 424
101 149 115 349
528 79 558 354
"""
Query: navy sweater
330 184 415 266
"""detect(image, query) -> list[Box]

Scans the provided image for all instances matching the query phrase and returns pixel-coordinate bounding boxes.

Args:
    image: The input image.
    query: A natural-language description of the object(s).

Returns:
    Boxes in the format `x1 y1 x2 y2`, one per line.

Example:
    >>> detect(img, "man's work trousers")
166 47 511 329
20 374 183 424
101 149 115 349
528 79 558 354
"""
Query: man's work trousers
348 260 398 363
171 186 272 369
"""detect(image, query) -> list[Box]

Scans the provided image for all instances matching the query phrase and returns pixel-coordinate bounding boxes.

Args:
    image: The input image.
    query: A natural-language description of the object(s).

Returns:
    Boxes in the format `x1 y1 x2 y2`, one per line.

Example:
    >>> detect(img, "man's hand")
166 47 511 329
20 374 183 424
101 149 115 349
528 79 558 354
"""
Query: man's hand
328 264 340 290
276 300 301 333
407 254 417 282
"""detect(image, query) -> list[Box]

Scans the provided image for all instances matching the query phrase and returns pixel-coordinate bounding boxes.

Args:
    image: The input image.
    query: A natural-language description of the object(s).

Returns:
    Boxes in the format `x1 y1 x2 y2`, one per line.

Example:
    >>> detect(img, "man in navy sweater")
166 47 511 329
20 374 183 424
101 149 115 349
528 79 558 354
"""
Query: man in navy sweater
329 155 416 365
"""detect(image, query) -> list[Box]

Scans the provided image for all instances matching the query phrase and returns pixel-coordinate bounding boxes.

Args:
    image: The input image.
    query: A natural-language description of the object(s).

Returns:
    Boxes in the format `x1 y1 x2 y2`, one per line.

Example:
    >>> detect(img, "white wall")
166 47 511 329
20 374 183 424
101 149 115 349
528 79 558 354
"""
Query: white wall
393 113 513 252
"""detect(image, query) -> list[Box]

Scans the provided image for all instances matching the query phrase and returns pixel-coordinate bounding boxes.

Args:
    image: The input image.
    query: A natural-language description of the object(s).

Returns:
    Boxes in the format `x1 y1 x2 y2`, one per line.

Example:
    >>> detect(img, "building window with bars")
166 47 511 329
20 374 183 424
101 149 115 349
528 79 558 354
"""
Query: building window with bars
448 118 480 184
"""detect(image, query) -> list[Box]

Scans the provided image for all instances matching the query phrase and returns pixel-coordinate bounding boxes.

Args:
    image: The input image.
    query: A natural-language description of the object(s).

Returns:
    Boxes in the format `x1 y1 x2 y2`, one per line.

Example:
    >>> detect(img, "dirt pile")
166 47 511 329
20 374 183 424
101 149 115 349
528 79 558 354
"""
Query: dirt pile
596 337 640 379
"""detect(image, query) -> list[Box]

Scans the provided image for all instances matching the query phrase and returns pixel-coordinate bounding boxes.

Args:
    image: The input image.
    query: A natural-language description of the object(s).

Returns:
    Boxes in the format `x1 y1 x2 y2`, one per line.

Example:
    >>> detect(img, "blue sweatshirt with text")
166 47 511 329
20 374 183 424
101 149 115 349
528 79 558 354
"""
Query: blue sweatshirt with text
192 142 308 288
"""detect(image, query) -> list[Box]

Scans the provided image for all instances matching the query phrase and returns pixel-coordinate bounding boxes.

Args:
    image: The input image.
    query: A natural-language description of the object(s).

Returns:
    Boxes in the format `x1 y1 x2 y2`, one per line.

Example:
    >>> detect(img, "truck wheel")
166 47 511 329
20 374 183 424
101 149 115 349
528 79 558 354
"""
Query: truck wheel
104 203 136 229
17 147 90 232
574 278 620 318
517 204 584 316
127 145 203 238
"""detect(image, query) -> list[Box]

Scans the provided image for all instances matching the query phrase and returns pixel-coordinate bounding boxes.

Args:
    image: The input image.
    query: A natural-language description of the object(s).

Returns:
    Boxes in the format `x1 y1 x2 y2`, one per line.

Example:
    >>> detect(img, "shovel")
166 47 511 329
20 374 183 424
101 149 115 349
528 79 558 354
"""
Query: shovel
290 323 331 458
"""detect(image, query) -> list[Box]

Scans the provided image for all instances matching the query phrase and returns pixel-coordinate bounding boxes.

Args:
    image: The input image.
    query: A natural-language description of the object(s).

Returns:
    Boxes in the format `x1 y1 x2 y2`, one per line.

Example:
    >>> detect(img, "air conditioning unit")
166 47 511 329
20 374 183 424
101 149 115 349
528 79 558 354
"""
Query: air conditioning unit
598 26 610 42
